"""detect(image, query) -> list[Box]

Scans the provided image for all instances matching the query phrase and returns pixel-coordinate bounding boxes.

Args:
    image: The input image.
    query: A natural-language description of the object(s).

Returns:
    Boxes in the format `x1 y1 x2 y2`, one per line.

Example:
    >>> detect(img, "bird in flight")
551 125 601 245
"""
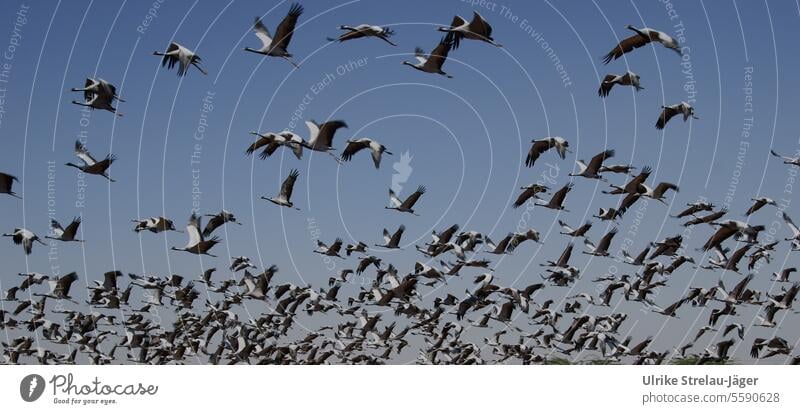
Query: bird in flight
3 228 47 255
598 72 643 97
46 217 84 243
246 131 304 160
203 210 242 238
437 12 502 48
327 24 396 46
524 137 570 168
403 37 455 78
0 172 21 199
512 184 548 209
602 25 682 64
65 141 116 182
171 213 221 257
770 149 800 167
300 119 349 162
386 185 426 215
70 78 124 116
132 217 179 234
244 3 304 68
340 138 392 169
153 42 207 76
263 169 300 210
376 225 405 249
4 2 800 368
655 102 698 130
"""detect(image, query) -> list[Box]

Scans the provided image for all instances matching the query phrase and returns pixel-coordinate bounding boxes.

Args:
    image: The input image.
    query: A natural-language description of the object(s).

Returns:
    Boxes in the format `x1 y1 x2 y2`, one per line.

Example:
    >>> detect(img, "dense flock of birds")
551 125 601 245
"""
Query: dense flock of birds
1 4 798 365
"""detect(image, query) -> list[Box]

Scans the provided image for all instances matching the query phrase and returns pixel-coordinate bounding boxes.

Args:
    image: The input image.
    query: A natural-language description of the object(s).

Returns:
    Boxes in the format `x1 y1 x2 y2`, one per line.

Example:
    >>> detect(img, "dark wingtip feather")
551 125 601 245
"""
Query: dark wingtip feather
289 3 304 17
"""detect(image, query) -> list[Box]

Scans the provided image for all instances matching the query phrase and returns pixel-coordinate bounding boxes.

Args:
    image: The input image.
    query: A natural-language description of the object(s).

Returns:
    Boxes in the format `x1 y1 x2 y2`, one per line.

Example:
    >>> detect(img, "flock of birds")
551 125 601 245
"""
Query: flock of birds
0 4 798 365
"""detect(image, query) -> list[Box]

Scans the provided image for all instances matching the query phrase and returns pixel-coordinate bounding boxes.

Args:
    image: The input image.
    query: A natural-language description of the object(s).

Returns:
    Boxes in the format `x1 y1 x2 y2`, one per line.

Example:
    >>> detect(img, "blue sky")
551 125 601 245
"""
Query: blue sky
1 0 799 363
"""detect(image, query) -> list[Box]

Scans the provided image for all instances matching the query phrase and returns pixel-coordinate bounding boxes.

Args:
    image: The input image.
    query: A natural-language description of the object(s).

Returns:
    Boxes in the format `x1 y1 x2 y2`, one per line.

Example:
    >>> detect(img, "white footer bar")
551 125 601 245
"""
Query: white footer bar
0 365 794 413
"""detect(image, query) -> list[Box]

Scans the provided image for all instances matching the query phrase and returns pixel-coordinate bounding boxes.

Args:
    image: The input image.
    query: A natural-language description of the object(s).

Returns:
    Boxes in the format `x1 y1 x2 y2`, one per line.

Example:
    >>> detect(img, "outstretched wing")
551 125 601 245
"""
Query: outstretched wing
513 188 536 209
280 169 299 201
74 140 97 165
315 120 348 148
253 17 274 49
273 3 304 51
446 15 467 49
550 183 573 206
98 79 118 99
598 74 617 97
597 228 618 251
617 192 641 215
50 219 64 236
468 12 492 38
187 213 203 245
783 212 800 236
602 32 650 64
702 225 738 251
426 37 452 69
54 272 79 297
246 133 276 155
0 172 17 193
63 217 81 239
624 166 652 193
390 225 406 245
161 42 181 70
587 149 615 172
83 78 99 101
525 140 551 167
745 199 765 216
341 140 369 162
388 189 403 207
653 182 679 198
202 215 224 238
87 154 116 174
401 185 426 209
656 106 678 130
731 274 754 298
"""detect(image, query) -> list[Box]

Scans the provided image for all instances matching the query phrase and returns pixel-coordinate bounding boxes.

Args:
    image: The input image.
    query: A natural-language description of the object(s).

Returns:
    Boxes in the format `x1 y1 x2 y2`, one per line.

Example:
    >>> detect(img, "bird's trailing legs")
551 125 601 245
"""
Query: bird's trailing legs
192 62 208 75
283 56 300 69
71 101 123 117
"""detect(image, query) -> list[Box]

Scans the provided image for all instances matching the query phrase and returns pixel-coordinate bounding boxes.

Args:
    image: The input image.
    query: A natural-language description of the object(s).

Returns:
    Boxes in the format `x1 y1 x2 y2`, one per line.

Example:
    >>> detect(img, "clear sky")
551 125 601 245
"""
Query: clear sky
1 0 798 363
